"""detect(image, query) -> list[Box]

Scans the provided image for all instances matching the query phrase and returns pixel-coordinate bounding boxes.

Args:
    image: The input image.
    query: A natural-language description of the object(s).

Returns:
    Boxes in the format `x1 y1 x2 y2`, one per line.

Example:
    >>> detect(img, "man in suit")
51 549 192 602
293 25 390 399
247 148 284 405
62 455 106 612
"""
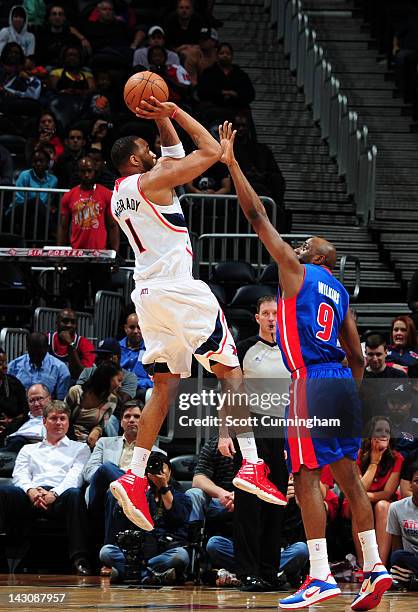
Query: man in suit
83 401 161 547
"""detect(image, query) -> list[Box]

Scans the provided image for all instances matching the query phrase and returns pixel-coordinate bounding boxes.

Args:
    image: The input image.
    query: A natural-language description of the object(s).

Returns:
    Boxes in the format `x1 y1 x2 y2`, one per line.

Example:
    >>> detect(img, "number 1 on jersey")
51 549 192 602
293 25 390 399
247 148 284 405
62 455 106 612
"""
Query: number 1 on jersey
316 302 334 342
126 218 146 253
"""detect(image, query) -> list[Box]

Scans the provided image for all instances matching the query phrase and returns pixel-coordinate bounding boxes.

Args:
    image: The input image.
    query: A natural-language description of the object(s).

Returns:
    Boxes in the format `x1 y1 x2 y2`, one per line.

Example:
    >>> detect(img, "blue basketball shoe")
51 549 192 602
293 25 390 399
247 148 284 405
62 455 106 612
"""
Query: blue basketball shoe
279 575 341 609
351 563 392 611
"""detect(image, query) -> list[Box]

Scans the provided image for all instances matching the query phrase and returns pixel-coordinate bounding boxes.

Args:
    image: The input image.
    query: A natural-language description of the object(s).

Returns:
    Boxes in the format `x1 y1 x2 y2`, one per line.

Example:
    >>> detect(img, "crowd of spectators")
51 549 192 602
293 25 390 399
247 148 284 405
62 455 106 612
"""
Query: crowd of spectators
0 296 417 590
0 0 289 257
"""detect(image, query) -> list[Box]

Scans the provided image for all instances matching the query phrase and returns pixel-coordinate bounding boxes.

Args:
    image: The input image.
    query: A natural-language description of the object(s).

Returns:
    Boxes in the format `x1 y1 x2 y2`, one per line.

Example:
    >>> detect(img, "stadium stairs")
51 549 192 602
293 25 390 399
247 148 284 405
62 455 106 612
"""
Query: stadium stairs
215 0 416 304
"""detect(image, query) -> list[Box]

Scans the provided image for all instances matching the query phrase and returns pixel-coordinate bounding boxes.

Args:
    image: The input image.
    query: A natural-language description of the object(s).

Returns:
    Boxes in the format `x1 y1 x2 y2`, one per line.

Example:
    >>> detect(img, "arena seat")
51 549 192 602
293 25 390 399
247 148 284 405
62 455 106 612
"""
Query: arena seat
210 261 257 304
0 328 29 362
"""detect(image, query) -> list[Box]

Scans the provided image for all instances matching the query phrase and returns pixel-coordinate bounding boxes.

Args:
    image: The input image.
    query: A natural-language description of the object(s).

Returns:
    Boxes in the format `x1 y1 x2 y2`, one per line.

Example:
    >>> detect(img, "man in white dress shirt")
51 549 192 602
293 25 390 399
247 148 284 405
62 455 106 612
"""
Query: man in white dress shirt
0 400 92 575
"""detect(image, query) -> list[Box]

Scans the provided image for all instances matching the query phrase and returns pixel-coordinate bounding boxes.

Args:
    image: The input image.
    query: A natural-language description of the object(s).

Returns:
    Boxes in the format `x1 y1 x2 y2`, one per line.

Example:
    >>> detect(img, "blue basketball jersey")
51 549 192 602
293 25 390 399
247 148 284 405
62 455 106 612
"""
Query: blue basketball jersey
277 264 349 375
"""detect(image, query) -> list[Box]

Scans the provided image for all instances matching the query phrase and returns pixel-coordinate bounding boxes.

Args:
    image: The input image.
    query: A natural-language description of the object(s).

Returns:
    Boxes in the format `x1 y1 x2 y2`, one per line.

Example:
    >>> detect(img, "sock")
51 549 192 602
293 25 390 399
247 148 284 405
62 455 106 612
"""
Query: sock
130 446 151 478
358 529 382 572
307 538 335 582
236 433 258 463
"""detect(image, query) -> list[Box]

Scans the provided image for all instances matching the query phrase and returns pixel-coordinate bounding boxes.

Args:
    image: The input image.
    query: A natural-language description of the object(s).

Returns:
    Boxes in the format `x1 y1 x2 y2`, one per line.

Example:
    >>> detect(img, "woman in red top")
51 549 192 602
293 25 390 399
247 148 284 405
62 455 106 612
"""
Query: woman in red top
343 416 403 565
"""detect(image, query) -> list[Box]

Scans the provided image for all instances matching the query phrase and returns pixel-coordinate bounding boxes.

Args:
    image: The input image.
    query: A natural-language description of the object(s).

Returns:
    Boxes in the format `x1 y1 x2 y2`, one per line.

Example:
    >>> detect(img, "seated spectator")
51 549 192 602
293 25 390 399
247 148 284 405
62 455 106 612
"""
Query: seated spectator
361 333 408 425
400 448 418 498
165 0 203 47
386 315 418 375
47 308 95 380
0 349 28 446
0 142 13 185
197 26 219 73
8 332 71 400
25 110 64 164
8 147 58 236
83 402 161 557
99 452 192 585
386 384 418 457
4 383 50 453
186 435 236 525
35 4 91 68
133 25 180 71
87 146 118 190
119 313 153 402
147 45 192 108
65 363 123 448
0 6 35 58
54 125 87 188
197 43 255 121
80 1 137 75
86 72 118 121
185 160 230 196
232 109 286 213
0 42 41 119
0 400 91 575
48 45 96 130
78 338 137 404
387 463 418 588
86 118 114 157
343 416 403 565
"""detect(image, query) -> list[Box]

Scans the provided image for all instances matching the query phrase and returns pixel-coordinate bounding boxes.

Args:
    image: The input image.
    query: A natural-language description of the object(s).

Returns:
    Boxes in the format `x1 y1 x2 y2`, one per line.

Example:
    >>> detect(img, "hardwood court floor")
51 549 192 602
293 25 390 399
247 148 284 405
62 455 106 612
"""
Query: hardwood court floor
0 575 416 611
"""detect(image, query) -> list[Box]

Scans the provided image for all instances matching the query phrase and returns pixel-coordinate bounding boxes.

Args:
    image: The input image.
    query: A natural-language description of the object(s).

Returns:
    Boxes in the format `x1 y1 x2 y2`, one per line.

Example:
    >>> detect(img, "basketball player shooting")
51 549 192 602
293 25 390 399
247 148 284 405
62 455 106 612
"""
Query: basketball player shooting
218 122 392 611
108 99 287 534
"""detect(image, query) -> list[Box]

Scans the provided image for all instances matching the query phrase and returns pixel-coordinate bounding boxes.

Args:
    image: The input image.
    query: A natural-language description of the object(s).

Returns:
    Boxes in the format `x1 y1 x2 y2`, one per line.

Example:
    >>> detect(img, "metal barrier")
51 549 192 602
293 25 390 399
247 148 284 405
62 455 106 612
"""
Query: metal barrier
271 0 377 225
0 186 67 244
94 290 122 341
196 233 312 278
0 328 29 362
339 255 361 301
179 193 278 238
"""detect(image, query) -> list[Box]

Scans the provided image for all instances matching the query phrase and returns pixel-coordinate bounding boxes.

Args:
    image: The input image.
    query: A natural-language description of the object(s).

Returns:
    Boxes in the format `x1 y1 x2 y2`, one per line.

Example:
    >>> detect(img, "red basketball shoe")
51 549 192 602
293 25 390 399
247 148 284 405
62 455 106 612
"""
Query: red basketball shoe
109 470 154 531
233 459 287 505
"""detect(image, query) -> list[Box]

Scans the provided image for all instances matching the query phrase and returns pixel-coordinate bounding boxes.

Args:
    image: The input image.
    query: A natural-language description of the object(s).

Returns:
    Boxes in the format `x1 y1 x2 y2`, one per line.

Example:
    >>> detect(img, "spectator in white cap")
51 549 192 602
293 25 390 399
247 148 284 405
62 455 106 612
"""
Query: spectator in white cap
133 25 180 70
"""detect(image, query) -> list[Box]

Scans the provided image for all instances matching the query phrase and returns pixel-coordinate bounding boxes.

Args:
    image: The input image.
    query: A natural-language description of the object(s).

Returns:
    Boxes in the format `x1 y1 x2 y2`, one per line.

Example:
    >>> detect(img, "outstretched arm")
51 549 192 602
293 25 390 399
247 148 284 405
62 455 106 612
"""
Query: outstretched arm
219 122 304 298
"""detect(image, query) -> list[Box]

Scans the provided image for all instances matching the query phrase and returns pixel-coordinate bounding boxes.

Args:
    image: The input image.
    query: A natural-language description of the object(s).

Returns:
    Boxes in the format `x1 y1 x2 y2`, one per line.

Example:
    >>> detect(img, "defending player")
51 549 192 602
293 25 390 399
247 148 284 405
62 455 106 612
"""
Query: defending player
218 122 392 611
108 100 287 534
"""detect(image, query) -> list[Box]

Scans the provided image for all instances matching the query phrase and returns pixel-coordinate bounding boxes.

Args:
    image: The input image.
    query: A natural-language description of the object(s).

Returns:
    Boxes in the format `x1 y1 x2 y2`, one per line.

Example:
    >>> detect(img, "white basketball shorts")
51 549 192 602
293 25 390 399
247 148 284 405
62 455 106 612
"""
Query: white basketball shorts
131 277 239 377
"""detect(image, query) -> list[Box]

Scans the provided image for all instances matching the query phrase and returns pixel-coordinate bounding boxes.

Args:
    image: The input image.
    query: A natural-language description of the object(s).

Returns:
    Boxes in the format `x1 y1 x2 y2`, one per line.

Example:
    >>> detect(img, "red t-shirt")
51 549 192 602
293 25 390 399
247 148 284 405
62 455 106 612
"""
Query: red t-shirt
60 184 112 249
357 449 404 492
49 331 95 367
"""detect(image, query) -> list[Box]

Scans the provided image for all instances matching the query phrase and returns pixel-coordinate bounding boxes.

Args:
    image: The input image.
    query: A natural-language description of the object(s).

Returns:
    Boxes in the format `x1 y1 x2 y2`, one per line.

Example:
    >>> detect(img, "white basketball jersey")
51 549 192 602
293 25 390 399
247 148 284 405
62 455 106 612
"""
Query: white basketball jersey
111 174 193 282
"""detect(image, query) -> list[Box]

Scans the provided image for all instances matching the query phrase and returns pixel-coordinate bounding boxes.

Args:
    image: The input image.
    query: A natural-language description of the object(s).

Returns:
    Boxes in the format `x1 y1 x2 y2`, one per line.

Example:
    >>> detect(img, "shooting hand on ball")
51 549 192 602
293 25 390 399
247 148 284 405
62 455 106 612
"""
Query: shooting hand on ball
218 121 237 167
135 97 177 120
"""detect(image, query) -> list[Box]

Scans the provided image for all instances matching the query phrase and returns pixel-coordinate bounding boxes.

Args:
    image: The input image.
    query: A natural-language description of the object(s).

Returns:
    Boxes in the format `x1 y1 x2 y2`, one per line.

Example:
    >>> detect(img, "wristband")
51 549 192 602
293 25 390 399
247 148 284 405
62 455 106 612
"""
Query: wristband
171 107 178 120
161 142 185 159
159 486 170 495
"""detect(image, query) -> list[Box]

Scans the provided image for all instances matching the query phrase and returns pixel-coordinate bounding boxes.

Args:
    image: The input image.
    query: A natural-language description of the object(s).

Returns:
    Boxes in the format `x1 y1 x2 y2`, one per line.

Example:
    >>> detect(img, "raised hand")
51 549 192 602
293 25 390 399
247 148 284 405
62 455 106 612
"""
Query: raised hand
135 97 177 120
218 121 237 166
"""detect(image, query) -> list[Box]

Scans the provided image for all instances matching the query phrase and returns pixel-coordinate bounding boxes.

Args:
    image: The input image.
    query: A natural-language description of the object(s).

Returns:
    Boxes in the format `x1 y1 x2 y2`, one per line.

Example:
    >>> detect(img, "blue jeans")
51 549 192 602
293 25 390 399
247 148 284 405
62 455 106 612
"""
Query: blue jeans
206 536 308 576
391 549 418 573
100 543 190 580
88 461 127 544
186 488 230 522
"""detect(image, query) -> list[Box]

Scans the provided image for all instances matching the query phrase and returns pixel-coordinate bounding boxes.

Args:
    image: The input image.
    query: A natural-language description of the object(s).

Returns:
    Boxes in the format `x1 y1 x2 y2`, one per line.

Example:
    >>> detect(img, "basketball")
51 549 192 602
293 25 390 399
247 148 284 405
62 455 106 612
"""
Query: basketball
124 71 169 114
